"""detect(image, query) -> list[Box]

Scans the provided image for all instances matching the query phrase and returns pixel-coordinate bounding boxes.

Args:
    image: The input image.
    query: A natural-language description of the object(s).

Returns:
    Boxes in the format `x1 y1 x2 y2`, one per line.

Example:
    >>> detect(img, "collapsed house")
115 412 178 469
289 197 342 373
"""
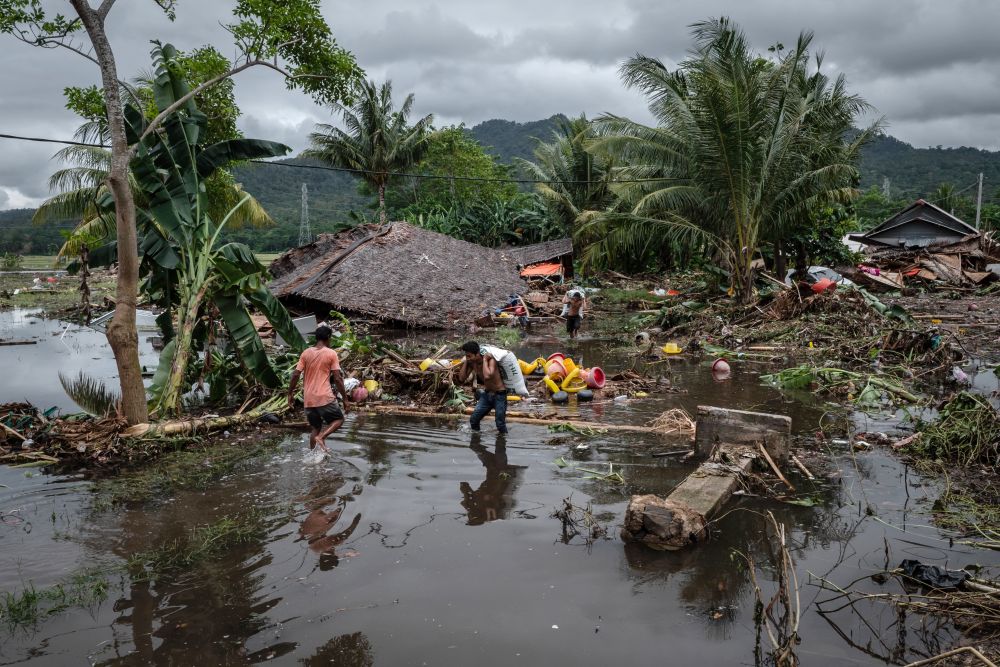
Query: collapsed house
848 199 1000 289
269 222 561 329
506 238 574 284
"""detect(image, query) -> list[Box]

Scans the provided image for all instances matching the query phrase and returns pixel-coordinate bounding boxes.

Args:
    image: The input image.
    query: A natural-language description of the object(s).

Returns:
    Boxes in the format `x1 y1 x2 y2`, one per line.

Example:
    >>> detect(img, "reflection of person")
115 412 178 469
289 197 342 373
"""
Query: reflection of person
460 434 525 525
287 325 350 452
457 340 508 434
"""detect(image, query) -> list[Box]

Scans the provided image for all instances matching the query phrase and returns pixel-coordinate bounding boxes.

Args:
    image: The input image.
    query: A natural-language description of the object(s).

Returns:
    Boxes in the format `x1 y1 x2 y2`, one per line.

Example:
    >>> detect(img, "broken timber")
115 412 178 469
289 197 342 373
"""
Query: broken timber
622 405 791 551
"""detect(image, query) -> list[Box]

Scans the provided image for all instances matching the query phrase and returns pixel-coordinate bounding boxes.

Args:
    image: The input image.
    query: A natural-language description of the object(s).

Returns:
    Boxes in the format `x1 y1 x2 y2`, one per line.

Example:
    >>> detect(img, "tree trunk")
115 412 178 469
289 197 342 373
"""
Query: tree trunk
72 1 148 424
378 182 387 225
774 240 787 280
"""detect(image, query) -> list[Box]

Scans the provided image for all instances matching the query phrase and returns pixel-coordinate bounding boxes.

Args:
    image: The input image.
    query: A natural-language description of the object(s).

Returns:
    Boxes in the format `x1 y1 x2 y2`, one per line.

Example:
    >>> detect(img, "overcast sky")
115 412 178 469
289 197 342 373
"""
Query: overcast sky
2 0 999 210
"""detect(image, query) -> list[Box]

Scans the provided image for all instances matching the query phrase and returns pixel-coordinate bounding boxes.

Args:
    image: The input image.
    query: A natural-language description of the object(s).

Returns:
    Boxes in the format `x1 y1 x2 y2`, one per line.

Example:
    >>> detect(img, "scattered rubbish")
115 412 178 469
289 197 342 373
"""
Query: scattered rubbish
661 343 682 355
951 366 971 384
899 559 969 590
711 358 731 374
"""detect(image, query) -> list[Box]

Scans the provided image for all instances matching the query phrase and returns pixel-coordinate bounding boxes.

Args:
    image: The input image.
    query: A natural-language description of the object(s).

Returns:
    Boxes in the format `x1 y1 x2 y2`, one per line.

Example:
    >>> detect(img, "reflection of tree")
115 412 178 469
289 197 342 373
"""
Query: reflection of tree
300 631 374 666
459 434 527 525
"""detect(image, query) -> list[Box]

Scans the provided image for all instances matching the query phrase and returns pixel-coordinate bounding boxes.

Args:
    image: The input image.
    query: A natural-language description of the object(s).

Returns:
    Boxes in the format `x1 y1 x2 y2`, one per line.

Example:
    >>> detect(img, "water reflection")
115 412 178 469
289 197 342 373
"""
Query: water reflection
459 433 527 525
296 473 363 571
301 631 374 666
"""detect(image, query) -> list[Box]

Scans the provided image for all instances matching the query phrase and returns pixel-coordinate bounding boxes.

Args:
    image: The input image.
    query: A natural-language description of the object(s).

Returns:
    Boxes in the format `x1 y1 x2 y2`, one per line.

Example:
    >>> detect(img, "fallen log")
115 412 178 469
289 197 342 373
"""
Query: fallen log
277 404 682 436
122 397 287 439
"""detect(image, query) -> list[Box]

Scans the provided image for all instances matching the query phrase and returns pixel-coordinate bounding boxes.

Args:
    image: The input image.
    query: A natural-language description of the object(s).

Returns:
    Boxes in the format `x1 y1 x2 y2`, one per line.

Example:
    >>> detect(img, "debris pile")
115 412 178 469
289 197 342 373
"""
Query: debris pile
850 233 1000 291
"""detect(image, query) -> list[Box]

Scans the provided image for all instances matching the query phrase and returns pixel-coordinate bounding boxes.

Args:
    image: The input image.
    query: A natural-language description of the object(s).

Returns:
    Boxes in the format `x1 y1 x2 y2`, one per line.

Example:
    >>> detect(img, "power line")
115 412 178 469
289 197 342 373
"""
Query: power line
0 132 105 148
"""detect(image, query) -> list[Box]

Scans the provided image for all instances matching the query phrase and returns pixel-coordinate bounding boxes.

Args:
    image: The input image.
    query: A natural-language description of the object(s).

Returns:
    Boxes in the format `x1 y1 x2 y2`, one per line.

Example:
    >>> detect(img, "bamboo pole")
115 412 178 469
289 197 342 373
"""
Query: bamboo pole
790 455 815 480
758 442 795 491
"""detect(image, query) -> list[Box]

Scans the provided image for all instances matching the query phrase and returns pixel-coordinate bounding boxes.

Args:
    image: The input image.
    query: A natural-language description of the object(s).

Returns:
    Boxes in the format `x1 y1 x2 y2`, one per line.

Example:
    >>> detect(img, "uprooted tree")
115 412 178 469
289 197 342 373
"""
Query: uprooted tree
0 0 362 424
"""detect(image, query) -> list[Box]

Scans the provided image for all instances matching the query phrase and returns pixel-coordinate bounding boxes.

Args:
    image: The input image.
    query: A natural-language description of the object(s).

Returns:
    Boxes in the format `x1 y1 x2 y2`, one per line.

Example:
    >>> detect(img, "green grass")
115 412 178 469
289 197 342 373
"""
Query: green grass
127 511 267 580
255 253 280 265
91 438 282 510
1 568 110 629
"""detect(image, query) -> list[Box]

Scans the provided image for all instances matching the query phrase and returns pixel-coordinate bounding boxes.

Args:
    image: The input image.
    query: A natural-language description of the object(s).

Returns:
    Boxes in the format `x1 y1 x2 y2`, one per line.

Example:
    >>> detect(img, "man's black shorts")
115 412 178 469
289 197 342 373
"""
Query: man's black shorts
566 314 582 333
305 402 344 429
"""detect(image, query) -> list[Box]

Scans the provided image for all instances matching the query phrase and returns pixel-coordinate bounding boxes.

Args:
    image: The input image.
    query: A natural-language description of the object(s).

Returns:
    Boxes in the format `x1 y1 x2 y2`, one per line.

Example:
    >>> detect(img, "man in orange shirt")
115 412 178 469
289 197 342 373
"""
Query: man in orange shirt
287 325 350 452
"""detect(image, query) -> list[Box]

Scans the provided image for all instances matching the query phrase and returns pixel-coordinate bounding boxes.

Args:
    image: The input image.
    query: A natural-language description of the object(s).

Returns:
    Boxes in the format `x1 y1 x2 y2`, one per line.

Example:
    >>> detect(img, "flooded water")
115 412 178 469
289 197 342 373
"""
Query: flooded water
2 319 998 665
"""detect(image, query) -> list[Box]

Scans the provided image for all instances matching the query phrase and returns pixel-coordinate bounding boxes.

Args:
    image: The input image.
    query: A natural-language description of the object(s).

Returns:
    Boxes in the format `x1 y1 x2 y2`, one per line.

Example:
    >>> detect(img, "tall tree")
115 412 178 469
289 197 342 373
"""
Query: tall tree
589 18 877 300
307 79 433 224
516 114 615 237
1 0 361 424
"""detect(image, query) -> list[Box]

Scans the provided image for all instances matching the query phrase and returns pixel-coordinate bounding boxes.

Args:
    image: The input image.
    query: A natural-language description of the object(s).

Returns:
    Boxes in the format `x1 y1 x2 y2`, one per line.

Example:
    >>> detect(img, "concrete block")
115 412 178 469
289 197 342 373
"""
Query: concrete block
694 405 791 463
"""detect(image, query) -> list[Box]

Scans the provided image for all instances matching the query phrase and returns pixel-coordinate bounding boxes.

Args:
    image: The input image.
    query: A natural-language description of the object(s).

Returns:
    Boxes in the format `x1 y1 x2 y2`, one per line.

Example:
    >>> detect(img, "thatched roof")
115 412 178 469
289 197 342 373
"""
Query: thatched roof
268 222 527 328
505 238 573 267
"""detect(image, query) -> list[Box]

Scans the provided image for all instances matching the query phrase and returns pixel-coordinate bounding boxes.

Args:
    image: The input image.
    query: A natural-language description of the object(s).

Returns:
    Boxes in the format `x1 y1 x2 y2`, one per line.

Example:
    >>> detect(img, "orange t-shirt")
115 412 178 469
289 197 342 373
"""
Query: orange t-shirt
295 346 341 408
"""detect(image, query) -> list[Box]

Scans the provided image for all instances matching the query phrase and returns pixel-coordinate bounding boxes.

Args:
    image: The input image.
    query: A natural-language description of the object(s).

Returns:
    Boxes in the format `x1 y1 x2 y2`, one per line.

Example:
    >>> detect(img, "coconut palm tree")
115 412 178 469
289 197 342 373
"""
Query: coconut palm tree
588 18 879 300
515 114 615 238
307 79 433 224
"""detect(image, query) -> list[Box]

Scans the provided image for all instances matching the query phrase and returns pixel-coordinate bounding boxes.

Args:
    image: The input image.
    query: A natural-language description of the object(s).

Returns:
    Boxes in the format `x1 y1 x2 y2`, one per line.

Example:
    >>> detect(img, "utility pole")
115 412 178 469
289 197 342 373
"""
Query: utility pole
975 172 984 230
298 182 312 246
882 176 890 199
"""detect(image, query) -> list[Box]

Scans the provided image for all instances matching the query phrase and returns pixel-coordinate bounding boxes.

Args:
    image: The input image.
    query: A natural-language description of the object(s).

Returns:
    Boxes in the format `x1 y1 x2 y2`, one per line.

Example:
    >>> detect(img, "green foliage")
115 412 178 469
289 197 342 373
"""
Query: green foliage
916 392 1000 467
92 438 281 509
467 115 566 164
409 193 557 247
227 0 361 107
389 125 518 215
127 511 267 580
1 568 109 629
517 114 615 237
586 18 878 289
307 79 433 223
1 251 23 270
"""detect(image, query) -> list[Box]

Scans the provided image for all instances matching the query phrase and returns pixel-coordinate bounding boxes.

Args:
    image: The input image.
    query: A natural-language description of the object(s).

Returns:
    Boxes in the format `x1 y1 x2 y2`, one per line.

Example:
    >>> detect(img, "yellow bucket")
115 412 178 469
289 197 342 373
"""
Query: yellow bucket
662 343 682 355
363 379 379 393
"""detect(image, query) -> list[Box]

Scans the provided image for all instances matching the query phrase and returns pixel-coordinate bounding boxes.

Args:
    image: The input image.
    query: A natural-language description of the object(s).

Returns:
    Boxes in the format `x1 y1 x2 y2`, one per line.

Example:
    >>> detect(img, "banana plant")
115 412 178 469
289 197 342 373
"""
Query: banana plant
89 42 306 415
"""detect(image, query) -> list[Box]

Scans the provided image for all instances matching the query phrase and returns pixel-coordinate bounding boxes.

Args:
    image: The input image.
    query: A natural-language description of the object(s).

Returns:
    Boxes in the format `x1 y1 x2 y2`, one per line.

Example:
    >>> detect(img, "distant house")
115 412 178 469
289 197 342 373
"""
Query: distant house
504 238 574 282
268 222 527 329
850 199 979 250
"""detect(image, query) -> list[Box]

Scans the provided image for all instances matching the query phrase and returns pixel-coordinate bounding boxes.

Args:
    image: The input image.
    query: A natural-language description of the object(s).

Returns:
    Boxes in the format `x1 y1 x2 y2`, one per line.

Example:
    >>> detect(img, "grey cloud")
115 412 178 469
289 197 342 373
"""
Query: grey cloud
5 0 1000 210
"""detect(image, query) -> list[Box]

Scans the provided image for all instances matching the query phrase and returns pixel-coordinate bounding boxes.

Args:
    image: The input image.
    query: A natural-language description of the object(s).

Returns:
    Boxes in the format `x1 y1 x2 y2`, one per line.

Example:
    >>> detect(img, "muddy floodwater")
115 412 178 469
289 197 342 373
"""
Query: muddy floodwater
2 316 999 665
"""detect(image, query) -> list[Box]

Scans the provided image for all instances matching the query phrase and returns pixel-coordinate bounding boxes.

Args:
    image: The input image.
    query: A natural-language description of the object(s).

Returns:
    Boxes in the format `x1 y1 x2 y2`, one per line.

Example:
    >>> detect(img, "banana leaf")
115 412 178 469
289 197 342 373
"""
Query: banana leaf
215 292 281 388
244 284 307 352
197 139 290 178
213 242 265 284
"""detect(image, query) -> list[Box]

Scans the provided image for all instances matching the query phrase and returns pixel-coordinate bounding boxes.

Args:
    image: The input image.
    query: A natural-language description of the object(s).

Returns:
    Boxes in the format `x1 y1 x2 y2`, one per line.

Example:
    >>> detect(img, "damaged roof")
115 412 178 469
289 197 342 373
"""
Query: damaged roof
504 238 573 267
851 199 979 249
268 222 527 328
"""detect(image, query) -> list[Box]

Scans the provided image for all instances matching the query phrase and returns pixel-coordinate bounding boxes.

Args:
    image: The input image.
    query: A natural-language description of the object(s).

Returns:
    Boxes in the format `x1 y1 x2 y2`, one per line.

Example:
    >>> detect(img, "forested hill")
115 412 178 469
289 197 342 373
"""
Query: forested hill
6 120 1000 255
466 115 565 164
858 134 1000 196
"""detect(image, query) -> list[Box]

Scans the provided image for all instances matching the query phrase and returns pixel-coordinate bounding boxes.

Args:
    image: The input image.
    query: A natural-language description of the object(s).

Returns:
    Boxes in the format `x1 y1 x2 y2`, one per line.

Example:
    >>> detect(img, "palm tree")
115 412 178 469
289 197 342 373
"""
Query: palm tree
516 114 615 237
588 18 879 300
307 79 433 224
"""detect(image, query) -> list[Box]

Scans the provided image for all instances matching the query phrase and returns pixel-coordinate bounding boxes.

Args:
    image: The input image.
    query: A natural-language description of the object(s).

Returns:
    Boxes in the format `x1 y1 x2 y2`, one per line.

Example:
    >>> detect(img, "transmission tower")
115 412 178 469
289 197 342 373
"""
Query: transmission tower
298 182 312 246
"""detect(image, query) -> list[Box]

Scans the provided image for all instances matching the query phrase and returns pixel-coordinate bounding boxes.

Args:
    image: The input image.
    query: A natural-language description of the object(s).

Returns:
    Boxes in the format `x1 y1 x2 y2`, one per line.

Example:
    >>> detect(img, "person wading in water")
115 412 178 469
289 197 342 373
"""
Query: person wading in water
287 325 350 452
456 341 509 435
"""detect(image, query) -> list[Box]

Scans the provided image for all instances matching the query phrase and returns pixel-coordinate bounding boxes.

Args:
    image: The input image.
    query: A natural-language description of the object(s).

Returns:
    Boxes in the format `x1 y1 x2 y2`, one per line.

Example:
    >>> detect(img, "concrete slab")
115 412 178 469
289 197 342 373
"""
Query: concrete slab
694 405 791 464
666 445 756 518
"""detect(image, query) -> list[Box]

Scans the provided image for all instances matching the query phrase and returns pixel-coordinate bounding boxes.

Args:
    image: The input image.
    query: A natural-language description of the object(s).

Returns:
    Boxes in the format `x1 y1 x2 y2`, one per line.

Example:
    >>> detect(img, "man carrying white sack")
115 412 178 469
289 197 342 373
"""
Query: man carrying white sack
456 341 529 434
